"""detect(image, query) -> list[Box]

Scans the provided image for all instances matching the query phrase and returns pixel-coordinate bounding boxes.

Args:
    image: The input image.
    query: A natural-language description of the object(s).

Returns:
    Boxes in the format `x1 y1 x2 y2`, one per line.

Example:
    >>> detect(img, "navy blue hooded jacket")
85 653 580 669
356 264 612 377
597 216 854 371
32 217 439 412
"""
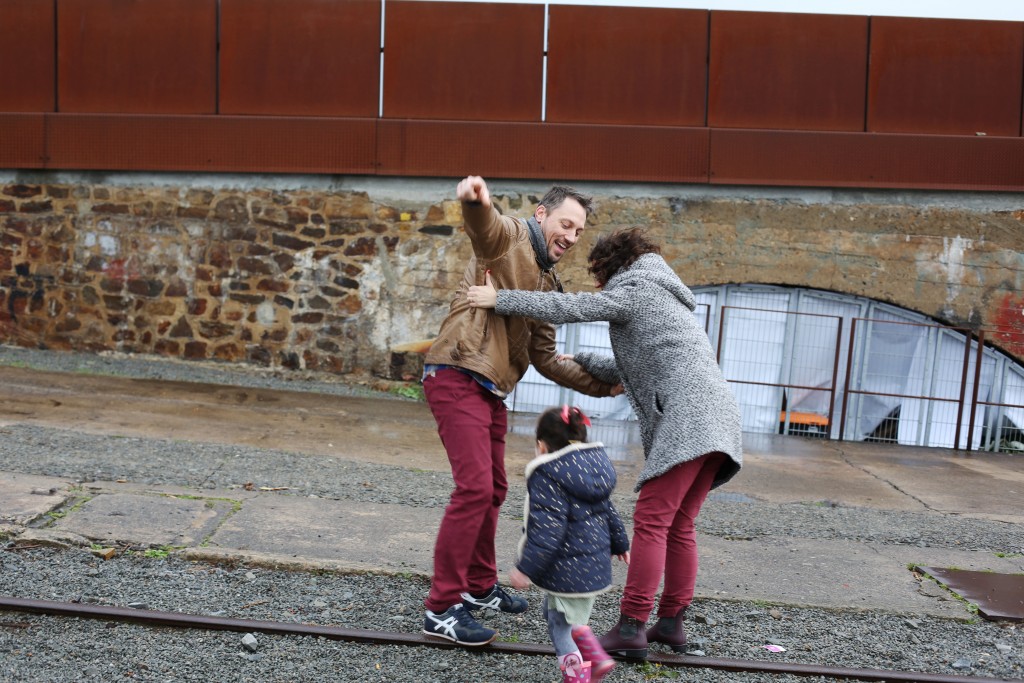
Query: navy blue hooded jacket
516 442 630 596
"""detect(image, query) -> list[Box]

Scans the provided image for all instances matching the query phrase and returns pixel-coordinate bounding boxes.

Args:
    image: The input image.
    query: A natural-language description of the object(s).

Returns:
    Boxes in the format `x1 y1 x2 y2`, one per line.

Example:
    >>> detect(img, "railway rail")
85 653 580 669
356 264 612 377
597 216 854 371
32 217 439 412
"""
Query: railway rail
1 596 1016 683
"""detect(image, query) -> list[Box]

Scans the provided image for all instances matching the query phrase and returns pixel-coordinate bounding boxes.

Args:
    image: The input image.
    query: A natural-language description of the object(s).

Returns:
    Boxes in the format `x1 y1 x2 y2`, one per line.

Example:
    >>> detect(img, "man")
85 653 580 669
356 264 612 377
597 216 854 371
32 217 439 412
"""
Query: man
421 176 621 646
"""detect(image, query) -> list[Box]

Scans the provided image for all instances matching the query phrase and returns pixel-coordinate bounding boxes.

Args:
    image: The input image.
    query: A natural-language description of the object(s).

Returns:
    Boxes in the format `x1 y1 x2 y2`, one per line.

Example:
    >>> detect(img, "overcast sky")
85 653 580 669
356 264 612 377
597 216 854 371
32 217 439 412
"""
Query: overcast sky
427 0 1024 22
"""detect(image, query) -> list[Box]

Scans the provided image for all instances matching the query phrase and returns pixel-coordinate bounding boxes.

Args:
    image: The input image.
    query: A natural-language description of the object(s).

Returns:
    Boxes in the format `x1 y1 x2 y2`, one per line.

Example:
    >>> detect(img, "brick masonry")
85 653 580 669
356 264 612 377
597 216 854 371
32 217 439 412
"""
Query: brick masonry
1 179 1023 380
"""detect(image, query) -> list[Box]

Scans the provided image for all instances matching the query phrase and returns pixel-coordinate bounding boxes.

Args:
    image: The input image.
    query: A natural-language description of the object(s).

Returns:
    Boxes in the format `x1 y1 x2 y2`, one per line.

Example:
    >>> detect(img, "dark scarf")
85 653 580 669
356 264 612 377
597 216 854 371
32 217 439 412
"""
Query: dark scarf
527 216 555 272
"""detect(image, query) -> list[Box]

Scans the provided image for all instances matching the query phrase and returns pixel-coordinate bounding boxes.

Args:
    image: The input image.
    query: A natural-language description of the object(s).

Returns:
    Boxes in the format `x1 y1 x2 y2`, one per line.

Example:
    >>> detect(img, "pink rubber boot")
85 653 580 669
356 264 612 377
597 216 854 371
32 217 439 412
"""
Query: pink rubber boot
571 625 616 683
559 652 592 682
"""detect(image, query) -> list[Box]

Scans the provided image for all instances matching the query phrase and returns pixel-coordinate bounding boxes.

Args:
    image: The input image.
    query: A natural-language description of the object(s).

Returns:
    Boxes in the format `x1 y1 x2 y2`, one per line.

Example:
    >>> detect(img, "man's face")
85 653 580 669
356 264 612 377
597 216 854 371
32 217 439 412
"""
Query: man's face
536 197 587 264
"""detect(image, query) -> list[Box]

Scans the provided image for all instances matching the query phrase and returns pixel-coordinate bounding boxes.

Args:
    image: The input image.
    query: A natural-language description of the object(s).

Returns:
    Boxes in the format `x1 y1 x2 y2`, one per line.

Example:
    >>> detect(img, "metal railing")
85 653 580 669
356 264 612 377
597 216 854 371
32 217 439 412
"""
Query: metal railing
716 305 843 439
838 317 974 448
507 305 1024 453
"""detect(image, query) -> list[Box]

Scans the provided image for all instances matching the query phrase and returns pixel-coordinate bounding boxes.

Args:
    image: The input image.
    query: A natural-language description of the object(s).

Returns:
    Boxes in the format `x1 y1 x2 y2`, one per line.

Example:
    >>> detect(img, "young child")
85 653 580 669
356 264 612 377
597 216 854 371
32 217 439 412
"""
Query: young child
509 405 630 683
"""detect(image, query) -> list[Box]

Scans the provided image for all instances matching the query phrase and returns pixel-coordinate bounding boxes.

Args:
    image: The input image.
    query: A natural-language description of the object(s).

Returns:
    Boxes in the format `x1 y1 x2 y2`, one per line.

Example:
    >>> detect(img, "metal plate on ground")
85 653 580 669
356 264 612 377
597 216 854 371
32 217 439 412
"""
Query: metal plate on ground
916 566 1024 622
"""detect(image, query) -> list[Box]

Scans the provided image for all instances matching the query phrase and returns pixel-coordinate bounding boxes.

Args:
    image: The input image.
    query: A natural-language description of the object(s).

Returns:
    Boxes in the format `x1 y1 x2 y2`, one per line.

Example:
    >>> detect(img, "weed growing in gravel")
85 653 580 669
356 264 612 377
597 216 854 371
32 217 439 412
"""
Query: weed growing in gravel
636 661 681 679
43 496 91 525
912 566 982 616
389 383 425 401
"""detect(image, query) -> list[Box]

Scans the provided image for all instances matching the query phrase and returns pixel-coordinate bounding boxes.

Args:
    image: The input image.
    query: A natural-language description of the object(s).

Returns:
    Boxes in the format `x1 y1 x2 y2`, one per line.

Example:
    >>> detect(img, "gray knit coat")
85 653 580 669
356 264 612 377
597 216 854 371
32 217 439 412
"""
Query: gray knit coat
495 253 742 491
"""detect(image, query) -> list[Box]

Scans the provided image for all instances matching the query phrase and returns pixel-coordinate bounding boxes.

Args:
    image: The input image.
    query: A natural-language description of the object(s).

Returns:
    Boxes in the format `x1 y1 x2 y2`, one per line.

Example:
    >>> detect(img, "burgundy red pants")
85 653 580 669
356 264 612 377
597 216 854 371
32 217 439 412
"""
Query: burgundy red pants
423 368 509 612
620 451 726 621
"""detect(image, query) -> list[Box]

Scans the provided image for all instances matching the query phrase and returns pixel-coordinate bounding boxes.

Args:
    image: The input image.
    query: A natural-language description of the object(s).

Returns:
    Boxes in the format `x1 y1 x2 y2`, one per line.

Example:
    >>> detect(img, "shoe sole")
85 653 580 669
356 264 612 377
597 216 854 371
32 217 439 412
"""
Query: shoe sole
422 629 497 647
649 635 687 653
607 648 648 660
591 660 615 683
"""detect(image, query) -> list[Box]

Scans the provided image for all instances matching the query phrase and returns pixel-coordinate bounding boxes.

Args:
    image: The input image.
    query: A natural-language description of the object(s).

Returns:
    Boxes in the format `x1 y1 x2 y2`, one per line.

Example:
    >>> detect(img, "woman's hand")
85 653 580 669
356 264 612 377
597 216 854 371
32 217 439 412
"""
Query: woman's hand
466 271 498 309
509 567 532 590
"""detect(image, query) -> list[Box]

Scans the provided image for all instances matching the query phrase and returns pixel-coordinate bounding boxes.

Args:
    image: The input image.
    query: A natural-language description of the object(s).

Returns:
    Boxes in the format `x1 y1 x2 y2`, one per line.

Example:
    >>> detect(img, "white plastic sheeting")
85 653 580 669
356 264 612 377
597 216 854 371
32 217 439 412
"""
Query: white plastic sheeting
717 292 789 433
791 295 860 439
845 308 927 441
983 362 1024 452
503 284 1023 452
505 321 633 419
898 330 996 448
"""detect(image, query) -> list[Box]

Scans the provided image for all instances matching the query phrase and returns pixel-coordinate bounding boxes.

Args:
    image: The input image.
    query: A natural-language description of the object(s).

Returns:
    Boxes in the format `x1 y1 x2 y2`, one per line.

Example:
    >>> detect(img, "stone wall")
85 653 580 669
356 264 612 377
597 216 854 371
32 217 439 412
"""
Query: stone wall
2 176 1023 379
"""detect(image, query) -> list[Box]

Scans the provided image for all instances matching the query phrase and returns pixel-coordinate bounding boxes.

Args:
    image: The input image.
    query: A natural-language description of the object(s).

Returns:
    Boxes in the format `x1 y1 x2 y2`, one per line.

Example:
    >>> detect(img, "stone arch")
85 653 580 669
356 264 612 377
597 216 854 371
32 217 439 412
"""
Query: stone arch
555 193 1024 364
508 284 1024 454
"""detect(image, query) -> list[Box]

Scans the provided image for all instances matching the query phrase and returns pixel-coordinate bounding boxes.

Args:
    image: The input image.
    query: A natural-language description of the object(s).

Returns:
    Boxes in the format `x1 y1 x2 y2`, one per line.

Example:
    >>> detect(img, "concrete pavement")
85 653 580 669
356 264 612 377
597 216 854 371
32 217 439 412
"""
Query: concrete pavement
3 429 1022 621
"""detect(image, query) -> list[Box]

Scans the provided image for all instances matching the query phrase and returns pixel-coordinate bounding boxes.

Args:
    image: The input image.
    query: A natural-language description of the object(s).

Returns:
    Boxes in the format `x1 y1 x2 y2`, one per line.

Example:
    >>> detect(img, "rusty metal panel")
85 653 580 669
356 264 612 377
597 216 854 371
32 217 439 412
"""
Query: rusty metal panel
382 1 544 121
0 114 46 169
710 129 1024 191
546 6 707 126
377 120 709 182
0 0 55 112
708 11 868 132
45 114 377 174
917 566 1024 622
868 17 1024 136
57 0 217 114
220 0 380 117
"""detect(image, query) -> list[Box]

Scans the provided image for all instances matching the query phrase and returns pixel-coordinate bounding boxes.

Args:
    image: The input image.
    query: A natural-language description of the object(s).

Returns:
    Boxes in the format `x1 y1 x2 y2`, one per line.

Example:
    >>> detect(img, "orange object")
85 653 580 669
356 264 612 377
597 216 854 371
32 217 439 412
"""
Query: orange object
391 339 435 354
779 411 829 426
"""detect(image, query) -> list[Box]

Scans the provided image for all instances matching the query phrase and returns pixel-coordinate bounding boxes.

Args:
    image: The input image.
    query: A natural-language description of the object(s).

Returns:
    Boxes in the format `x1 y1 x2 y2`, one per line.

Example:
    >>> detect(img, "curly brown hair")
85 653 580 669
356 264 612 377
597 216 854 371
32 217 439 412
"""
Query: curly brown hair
587 227 662 287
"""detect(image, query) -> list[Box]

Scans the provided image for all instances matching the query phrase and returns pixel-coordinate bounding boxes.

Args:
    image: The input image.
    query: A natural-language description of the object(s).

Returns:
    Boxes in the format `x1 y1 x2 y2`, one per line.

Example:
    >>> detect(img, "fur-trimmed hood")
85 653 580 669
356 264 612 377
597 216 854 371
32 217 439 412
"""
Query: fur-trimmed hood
523 441 617 504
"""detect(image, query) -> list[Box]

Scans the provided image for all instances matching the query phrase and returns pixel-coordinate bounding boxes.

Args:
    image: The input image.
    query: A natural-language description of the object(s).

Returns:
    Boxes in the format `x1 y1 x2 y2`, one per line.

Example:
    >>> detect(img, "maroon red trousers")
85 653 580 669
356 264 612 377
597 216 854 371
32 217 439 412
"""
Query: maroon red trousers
423 368 509 612
620 451 726 621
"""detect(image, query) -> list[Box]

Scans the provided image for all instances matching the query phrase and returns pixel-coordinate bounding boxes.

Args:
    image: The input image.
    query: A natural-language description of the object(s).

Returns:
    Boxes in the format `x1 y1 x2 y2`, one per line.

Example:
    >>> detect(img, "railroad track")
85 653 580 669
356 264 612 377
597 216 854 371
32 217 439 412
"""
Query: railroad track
1 597 1016 683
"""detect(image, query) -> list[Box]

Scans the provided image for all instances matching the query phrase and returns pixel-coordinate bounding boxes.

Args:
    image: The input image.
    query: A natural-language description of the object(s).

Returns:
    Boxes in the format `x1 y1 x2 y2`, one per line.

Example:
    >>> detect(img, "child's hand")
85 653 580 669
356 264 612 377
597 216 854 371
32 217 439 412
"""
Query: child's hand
509 567 531 590
615 551 630 566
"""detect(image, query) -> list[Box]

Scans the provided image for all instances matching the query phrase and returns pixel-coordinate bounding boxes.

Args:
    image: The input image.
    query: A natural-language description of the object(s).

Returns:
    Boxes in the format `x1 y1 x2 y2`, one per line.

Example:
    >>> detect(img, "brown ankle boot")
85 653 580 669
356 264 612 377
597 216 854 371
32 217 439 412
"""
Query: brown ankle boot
645 608 687 653
597 613 648 660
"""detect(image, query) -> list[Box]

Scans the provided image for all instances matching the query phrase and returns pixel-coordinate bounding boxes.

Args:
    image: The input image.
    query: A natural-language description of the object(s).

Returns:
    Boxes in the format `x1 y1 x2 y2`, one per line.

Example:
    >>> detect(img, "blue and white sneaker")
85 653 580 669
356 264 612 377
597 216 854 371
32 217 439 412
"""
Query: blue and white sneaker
423 604 497 646
461 583 529 614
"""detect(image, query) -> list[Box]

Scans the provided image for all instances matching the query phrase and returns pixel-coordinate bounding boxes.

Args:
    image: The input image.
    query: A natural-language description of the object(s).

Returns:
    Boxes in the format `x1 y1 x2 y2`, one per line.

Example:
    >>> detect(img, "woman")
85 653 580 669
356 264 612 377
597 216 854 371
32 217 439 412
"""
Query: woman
467 226 742 659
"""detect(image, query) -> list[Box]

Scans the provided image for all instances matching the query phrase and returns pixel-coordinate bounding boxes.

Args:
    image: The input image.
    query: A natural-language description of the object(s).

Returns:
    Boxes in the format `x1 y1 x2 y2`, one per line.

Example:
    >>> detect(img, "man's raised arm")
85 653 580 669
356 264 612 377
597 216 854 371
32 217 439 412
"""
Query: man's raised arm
456 175 514 258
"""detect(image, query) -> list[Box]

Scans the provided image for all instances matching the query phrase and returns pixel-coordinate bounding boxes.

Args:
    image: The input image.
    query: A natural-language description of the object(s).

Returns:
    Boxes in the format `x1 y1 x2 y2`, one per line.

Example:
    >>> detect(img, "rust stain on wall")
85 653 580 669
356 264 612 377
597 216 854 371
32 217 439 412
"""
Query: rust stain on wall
991 292 1024 359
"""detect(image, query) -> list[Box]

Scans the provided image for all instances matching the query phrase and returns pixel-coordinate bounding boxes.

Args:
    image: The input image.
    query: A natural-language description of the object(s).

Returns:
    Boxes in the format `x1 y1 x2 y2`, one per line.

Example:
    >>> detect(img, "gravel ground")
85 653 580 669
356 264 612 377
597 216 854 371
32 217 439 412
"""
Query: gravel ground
1 547 1021 683
1 345 1022 682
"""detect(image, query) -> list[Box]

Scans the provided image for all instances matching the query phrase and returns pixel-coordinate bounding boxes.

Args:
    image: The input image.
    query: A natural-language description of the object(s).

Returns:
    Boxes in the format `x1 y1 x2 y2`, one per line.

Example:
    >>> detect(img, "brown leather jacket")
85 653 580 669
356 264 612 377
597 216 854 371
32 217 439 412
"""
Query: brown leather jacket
424 201 617 398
